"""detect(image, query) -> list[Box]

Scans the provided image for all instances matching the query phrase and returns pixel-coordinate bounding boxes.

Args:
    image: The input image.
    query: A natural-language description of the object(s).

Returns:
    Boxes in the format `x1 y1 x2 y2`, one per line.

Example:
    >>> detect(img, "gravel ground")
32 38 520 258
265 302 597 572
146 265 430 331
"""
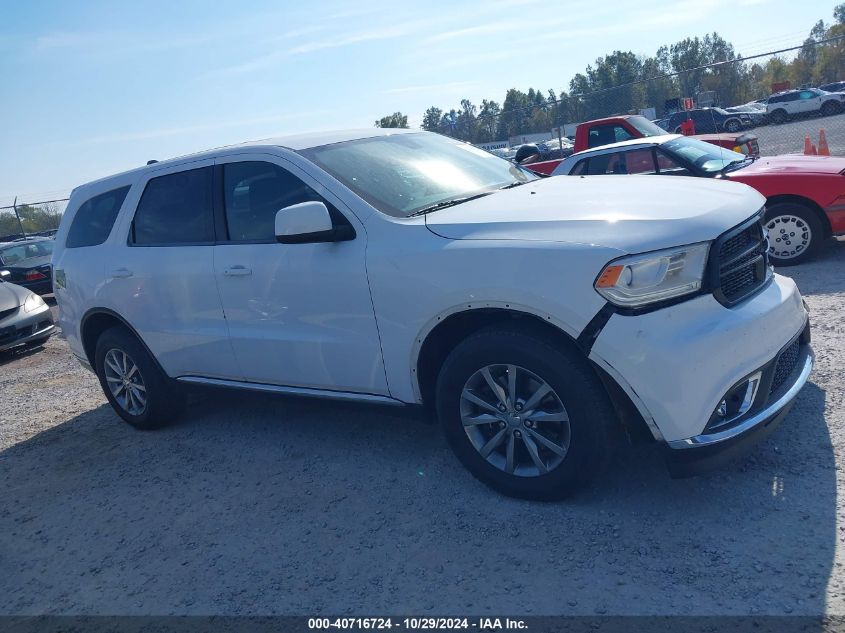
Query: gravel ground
1 239 844 617
751 111 845 156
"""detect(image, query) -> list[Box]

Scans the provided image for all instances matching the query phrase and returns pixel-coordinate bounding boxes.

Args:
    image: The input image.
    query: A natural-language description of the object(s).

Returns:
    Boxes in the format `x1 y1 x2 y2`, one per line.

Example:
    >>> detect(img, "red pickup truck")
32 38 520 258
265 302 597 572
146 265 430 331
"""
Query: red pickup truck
524 115 760 175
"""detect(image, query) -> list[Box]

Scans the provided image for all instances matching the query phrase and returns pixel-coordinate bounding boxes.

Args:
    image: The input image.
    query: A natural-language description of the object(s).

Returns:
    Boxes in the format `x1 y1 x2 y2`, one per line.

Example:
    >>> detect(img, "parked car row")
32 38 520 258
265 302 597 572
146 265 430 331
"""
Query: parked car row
552 134 845 265
51 128 816 500
0 236 55 295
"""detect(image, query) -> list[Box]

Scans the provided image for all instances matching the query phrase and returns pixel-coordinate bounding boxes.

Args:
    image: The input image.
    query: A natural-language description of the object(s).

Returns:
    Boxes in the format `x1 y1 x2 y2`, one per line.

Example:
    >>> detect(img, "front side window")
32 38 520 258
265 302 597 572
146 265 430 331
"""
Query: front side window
628 117 668 137
799 90 817 100
66 186 130 248
131 167 214 245
222 161 325 242
299 133 537 218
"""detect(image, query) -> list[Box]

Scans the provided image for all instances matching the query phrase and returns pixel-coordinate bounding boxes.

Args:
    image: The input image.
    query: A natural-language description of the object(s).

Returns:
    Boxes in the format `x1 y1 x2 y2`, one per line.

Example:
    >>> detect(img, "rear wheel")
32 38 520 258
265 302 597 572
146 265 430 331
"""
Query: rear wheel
436 327 618 500
724 118 741 133
94 326 185 430
821 100 841 117
764 202 824 266
769 109 787 124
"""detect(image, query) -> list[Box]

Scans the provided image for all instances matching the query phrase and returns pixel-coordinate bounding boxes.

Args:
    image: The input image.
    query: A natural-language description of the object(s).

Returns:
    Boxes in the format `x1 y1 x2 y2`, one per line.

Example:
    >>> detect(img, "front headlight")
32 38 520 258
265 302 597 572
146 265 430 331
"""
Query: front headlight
595 242 710 308
23 293 46 313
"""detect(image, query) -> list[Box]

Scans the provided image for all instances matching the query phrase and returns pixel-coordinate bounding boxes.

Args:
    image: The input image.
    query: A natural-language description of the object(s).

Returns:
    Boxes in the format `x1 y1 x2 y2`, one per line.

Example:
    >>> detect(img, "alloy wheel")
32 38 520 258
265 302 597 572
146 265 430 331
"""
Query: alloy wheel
103 348 147 415
460 364 570 477
766 215 812 261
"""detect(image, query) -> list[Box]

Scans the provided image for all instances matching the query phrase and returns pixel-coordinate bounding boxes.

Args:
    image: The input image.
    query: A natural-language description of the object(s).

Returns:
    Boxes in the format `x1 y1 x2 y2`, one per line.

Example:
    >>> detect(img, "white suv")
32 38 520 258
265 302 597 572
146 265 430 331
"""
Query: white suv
766 88 845 124
53 129 813 500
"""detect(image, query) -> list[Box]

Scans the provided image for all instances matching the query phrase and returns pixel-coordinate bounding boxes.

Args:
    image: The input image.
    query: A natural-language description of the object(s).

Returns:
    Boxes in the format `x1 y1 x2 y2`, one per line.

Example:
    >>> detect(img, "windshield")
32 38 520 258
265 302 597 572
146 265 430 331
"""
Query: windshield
662 137 746 173
629 117 669 136
0 240 53 265
300 132 538 218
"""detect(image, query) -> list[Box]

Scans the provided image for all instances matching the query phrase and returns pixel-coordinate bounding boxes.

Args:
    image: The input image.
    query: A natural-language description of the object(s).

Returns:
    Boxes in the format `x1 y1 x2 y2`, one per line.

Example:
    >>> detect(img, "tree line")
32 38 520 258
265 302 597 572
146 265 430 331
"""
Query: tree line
376 3 845 143
0 203 62 239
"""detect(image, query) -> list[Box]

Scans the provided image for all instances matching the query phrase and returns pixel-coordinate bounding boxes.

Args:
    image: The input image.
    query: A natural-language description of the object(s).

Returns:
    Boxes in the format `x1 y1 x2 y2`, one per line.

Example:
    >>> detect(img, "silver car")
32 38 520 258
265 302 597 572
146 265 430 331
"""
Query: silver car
0 271 55 352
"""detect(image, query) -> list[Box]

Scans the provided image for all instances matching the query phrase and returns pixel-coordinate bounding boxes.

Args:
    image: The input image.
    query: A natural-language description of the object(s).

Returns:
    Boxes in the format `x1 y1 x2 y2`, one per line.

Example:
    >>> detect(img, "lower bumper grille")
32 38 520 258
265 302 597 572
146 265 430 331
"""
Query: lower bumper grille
772 339 801 394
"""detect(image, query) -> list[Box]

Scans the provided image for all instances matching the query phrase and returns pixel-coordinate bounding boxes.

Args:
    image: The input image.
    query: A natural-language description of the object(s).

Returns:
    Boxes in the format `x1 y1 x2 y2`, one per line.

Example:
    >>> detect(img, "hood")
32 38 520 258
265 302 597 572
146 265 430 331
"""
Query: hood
732 154 845 176
0 282 26 313
425 175 765 254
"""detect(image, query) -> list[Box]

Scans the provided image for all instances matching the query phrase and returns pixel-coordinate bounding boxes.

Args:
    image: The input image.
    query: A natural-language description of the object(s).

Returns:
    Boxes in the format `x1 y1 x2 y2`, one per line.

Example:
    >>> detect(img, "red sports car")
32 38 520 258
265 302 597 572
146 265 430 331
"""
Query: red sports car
551 134 845 265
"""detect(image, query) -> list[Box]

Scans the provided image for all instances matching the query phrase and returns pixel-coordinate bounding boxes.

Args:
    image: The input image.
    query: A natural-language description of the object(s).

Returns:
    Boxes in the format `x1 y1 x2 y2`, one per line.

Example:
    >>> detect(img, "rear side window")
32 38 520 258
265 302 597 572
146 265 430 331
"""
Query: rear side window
131 167 214 245
66 186 130 248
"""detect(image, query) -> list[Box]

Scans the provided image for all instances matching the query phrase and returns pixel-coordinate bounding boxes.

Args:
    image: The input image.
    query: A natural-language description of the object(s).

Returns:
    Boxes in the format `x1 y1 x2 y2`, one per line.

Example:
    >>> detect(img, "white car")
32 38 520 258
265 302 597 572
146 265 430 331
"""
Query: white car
766 88 845 124
52 129 813 500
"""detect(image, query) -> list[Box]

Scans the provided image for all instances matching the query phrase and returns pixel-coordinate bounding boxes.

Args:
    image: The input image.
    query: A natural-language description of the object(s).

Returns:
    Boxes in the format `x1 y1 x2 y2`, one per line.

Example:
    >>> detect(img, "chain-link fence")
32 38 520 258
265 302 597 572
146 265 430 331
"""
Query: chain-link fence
0 198 67 242
443 36 845 161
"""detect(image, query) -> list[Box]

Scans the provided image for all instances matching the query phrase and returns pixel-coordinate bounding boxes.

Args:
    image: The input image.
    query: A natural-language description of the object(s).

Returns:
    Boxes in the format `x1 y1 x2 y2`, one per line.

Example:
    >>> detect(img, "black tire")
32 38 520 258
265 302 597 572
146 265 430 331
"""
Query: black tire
769 109 787 125
94 325 185 430
724 118 741 133
435 327 618 501
764 202 825 266
820 100 841 117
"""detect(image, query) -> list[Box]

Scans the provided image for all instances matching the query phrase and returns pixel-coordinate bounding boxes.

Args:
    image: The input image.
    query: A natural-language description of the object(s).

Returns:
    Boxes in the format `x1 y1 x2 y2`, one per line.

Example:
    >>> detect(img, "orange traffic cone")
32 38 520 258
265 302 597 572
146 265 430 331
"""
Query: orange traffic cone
804 135 817 155
818 129 830 156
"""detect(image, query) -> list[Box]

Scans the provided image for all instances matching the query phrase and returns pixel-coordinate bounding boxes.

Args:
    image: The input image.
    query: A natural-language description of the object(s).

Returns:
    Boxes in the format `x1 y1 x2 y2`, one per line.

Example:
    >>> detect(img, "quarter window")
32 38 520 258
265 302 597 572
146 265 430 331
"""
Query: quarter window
131 167 214 245
222 161 325 242
66 186 130 248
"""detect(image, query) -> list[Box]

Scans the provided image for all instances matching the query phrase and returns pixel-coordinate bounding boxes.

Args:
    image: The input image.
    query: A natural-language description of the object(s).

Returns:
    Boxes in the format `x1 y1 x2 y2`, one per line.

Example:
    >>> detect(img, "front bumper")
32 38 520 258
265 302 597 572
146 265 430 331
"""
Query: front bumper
664 337 813 476
0 304 55 352
589 273 809 443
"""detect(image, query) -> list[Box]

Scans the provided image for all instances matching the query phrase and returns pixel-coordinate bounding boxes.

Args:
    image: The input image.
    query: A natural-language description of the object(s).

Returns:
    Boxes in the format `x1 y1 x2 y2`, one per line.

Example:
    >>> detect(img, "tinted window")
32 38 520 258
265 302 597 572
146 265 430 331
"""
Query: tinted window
587 124 631 148
131 167 213 245
223 162 326 242
66 186 130 248
570 159 588 175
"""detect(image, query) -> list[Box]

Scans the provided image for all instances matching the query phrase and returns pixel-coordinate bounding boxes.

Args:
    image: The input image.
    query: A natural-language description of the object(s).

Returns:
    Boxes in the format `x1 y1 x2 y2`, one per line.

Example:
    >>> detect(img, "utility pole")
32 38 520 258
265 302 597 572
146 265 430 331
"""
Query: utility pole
12 197 25 237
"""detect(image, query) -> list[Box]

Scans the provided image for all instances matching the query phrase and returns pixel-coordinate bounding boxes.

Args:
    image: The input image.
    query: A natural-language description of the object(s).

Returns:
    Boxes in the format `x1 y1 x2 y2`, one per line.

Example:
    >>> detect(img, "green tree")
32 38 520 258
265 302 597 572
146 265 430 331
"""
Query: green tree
421 106 444 132
374 112 409 128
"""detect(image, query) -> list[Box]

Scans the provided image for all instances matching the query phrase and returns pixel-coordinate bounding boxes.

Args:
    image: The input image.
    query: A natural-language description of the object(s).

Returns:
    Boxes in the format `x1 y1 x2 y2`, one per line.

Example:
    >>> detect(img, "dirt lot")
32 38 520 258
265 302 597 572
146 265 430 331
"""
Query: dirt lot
1 239 844 617
753 111 845 157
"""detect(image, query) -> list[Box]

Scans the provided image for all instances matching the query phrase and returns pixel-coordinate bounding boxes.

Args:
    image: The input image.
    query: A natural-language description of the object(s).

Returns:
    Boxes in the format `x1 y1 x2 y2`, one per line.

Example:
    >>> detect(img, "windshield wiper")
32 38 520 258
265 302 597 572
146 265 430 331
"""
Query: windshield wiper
499 180 527 190
721 156 755 174
406 191 495 218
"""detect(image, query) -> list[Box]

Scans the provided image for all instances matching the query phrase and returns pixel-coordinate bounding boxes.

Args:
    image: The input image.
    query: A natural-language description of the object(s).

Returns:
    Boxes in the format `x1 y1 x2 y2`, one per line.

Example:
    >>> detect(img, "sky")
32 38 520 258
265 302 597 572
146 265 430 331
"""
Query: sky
0 0 836 206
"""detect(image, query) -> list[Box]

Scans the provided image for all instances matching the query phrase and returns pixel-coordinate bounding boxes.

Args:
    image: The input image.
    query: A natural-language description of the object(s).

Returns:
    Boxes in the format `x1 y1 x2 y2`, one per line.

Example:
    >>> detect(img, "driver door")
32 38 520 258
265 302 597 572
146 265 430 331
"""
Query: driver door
212 154 388 395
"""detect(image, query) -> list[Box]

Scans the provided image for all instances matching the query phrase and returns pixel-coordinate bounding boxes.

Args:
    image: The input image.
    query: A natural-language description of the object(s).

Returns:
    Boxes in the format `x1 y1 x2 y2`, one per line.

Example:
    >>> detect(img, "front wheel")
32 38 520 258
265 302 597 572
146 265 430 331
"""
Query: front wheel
769 109 787 124
724 119 741 133
435 327 618 500
95 326 185 430
765 202 824 266
821 100 841 117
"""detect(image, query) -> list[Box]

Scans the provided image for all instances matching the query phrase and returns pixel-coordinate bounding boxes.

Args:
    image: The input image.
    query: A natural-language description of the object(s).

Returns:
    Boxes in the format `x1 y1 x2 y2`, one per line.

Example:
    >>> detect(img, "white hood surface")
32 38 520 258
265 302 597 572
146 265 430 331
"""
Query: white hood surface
425 175 766 254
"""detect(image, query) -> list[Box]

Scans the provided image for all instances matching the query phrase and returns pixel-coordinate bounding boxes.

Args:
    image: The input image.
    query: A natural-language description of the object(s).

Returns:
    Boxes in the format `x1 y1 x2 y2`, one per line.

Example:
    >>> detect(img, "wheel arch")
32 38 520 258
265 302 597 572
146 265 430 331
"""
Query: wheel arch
766 195 832 237
80 308 167 375
412 305 657 442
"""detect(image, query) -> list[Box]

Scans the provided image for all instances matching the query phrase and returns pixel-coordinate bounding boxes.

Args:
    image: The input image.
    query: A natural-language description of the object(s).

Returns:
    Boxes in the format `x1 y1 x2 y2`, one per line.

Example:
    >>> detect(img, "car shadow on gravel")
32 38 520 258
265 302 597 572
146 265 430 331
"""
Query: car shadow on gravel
0 381 834 616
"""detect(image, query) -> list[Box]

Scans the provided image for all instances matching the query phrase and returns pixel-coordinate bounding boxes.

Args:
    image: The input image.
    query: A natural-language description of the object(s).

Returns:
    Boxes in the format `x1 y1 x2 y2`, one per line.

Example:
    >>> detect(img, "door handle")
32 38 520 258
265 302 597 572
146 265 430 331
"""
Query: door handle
110 268 133 279
223 265 252 277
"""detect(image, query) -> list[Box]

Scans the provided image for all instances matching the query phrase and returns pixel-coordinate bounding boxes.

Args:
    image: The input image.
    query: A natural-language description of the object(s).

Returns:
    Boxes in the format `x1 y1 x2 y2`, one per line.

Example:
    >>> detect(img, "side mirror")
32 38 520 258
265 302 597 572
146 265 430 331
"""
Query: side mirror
275 201 355 244
0 270 9 282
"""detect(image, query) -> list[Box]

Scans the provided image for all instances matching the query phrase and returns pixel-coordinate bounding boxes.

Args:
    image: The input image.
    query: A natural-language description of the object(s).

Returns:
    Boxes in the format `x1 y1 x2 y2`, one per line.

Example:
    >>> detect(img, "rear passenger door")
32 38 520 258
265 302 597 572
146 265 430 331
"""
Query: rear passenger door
212 153 388 395
101 159 239 380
